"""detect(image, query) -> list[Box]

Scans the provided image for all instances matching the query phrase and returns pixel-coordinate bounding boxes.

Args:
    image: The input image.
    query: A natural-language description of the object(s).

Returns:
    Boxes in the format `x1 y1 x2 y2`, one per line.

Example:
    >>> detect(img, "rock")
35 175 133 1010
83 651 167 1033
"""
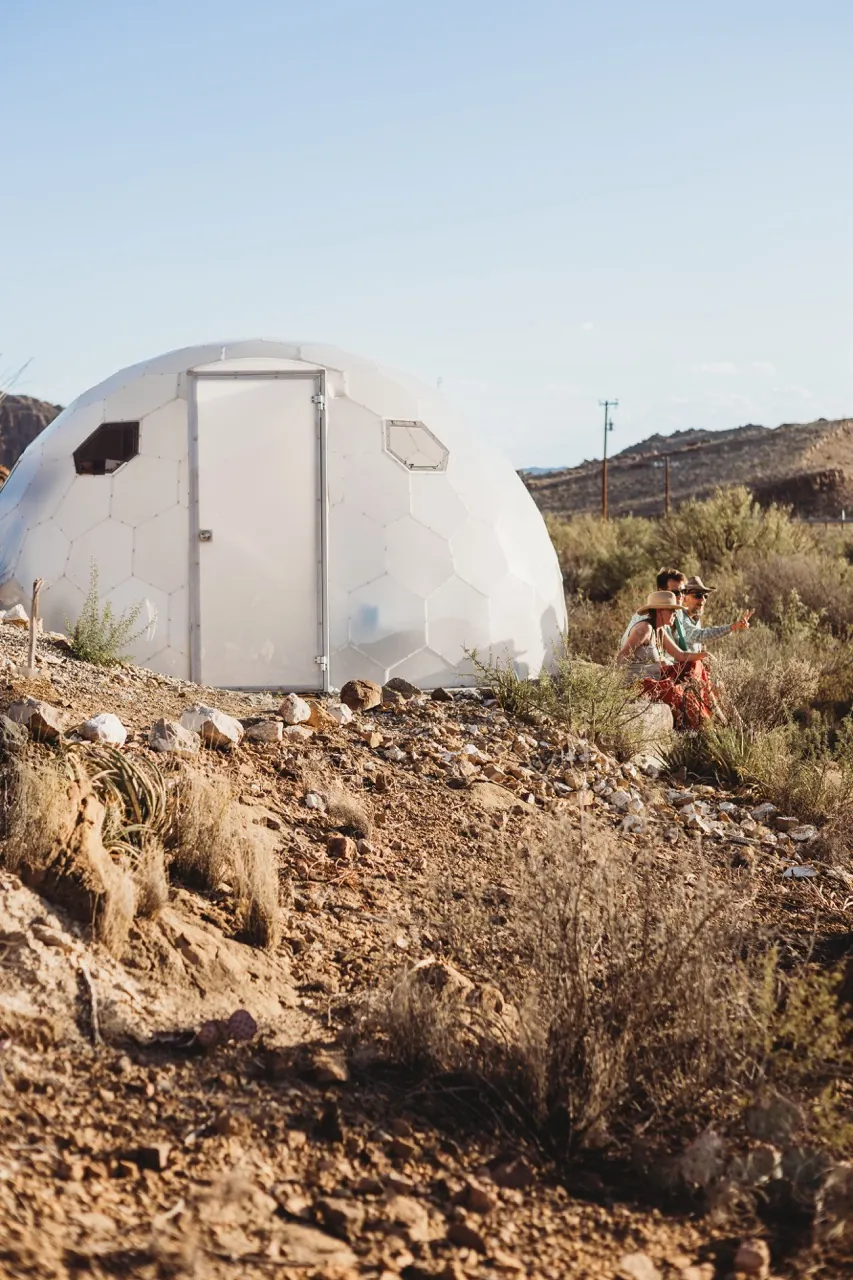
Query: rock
667 790 696 807
732 1237 770 1277
340 679 382 712
315 1196 365 1241
78 713 128 746
2 603 29 627
431 687 452 702
609 789 632 812
621 815 646 835
0 715 29 755
180 705 243 749
446 1220 487 1253
273 1222 357 1268
383 677 421 699
746 1095 804 1144
751 802 778 823
469 780 519 813
327 834 356 861
326 702 353 725
814 1162 853 1250
384 745 406 763
308 1049 350 1084
304 791 326 810
284 724 314 740
246 720 283 742
454 1178 497 1215
491 1156 534 1189
149 718 200 756
278 693 312 725
789 825 817 843
618 1253 661 1280
774 816 799 833
383 1193 433 1243
121 1142 171 1173
7 698 66 742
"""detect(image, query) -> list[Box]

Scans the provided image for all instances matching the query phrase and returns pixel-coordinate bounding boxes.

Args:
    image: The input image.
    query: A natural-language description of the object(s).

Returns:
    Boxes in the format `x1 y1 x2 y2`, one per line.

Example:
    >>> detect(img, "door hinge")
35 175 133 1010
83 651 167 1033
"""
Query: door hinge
311 393 325 408
315 655 328 670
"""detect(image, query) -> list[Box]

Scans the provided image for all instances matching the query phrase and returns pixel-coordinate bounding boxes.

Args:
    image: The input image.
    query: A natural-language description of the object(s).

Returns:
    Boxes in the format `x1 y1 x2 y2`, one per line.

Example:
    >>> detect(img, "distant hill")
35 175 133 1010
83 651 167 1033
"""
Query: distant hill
0 393 63 478
522 417 853 520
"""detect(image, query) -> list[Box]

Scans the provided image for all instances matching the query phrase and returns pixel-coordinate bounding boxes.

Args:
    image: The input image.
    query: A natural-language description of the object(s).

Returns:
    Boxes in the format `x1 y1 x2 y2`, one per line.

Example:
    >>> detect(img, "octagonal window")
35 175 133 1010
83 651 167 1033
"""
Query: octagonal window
74 422 139 475
384 420 448 472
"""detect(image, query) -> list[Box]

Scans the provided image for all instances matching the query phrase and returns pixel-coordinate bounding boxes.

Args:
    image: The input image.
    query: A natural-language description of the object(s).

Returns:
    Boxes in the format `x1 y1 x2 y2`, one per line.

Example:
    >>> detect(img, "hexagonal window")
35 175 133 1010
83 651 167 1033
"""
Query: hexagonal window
384 420 448 472
73 422 139 476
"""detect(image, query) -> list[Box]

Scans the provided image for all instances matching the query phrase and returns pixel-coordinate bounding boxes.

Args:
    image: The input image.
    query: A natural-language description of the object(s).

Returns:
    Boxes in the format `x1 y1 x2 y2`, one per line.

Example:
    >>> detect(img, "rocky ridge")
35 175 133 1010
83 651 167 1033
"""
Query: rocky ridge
0 621 851 1278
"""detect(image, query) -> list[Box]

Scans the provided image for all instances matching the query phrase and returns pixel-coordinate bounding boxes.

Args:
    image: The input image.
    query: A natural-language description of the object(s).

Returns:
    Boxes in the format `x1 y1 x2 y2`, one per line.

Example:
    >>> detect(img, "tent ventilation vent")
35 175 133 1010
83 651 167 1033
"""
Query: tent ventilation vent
383 420 448 472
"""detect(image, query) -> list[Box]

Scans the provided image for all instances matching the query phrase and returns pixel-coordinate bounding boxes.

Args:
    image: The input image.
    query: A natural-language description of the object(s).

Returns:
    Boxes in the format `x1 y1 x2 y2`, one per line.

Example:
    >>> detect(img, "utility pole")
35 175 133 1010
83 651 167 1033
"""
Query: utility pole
599 399 618 520
664 453 671 515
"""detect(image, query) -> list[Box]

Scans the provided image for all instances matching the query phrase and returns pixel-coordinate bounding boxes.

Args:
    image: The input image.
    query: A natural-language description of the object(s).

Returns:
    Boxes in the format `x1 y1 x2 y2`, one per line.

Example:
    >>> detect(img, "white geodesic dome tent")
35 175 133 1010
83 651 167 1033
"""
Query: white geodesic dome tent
0 342 566 690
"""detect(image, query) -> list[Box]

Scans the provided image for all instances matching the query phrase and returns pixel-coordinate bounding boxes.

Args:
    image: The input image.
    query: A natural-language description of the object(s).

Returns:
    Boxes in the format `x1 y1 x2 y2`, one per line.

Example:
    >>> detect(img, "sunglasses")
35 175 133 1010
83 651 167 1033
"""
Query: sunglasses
687 591 709 599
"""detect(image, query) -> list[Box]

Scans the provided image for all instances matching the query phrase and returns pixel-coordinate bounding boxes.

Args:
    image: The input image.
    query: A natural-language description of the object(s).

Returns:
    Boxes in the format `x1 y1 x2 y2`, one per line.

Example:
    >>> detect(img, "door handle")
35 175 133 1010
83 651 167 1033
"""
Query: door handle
199 529 213 542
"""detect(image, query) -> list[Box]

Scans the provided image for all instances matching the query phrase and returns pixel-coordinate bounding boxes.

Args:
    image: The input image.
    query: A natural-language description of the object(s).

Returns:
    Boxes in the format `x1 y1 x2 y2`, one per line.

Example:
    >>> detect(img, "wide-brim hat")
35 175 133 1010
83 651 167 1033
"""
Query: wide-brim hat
683 575 716 593
641 590 681 611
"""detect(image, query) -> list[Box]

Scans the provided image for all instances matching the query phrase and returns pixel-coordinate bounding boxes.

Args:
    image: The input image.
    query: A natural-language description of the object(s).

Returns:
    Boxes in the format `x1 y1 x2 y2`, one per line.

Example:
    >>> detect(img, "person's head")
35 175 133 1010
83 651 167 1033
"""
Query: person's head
640 589 680 630
656 566 686 603
683 575 715 617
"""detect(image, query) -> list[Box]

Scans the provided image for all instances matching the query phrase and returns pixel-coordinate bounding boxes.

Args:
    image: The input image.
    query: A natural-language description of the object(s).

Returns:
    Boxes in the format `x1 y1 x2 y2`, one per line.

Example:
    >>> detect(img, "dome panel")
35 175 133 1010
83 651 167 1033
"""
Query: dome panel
40 577 85 635
104 576 169 662
21 457 76 520
0 510 27 585
111 456 180 526
328 507 386 592
0 443 44 512
168 585 189 653
327 400 383 457
348 574 427 669
385 516 454 598
18 520 71 585
328 647 387 689
100 373 179 422
140 400 188 461
134 504 189 593
327 453 346 507
66 519 134 595
487 574 543 679
40 401 105 462
388 646 452 687
426 575 492 662
343 454 411 523
147 645 190 677
450 518 510 594
410 475 468 538
55 479 112 541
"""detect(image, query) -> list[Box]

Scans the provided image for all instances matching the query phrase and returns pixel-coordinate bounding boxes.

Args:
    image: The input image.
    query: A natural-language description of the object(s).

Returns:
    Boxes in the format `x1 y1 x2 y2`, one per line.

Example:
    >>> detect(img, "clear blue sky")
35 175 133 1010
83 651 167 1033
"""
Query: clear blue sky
3 0 851 467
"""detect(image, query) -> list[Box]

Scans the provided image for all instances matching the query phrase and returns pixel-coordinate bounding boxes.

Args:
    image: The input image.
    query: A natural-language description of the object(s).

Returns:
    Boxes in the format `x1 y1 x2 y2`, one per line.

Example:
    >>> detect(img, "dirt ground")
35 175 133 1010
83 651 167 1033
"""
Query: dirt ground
0 623 850 1280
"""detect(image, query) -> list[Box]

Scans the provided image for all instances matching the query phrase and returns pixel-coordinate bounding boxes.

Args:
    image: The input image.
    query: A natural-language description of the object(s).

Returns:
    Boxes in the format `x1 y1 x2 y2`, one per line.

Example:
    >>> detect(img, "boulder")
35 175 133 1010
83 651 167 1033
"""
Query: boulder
149 718 201 756
78 713 128 746
430 686 453 702
279 693 312 725
2 604 29 627
245 720 283 743
383 676 421 700
7 698 66 743
340 679 382 712
180 705 243 749
0 715 29 756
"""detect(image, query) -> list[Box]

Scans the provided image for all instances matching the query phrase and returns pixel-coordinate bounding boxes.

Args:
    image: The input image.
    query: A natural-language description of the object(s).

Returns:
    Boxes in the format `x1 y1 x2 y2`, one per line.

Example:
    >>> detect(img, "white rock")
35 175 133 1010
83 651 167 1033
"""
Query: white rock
621 815 646 835
304 792 325 810
246 720 284 743
790 825 817 843
1 604 29 627
609 790 632 812
617 1253 661 1280
751 802 778 823
149 718 200 756
284 724 313 740
180 705 244 749
667 789 695 807
79 713 128 746
326 702 353 725
279 693 312 725
385 746 407 763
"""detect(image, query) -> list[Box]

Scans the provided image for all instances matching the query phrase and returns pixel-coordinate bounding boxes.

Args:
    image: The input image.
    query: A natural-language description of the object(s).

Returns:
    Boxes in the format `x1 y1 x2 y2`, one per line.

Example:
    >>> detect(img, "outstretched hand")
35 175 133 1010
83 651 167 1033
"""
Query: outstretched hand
731 609 754 633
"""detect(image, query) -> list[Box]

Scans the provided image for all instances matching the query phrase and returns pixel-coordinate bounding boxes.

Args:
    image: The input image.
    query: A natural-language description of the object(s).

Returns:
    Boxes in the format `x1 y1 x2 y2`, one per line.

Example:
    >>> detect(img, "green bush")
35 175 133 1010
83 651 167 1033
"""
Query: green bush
68 561 149 666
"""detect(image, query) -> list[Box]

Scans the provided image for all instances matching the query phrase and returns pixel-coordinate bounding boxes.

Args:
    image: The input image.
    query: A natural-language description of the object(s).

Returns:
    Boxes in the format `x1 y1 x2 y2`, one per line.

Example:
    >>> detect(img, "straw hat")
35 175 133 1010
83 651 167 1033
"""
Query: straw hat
641 590 680 611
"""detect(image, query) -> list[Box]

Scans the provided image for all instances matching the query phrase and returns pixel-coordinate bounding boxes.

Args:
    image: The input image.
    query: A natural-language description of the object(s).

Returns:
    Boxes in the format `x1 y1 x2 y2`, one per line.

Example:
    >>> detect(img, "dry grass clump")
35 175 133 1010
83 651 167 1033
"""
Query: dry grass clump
326 782 373 838
361 822 853 1162
133 834 169 918
2 753 70 879
169 771 235 890
233 839 282 950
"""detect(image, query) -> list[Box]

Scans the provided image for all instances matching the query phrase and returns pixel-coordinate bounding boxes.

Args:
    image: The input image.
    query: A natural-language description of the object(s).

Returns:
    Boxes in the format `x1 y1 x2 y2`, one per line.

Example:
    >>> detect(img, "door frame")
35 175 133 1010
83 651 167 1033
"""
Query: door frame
186 369 329 692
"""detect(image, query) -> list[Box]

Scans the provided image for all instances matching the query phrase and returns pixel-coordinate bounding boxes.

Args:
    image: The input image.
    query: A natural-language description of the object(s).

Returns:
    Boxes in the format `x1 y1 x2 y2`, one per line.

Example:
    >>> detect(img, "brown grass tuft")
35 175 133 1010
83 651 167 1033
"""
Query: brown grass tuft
3 754 70 879
169 770 234 890
234 838 282 950
133 834 169 918
326 782 373 838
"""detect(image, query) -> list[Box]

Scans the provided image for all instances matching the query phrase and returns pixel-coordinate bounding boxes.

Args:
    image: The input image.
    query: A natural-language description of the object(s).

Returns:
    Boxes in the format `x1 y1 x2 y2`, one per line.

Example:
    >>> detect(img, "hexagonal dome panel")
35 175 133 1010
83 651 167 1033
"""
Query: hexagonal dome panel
18 521 71 585
140 399 187 461
450 518 510 595
343 454 411 524
426 575 492 662
348 574 426 670
55 479 112 541
168 586 189 653
111 455 179 526
134 505 189 594
328 507 386 592
104 577 169 661
411 475 469 539
66 519 134 595
385 516 454 598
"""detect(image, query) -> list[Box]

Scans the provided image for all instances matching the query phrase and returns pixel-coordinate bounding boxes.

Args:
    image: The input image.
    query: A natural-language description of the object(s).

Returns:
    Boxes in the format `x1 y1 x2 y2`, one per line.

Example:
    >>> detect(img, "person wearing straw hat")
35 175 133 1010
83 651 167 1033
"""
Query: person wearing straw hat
617 590 712 730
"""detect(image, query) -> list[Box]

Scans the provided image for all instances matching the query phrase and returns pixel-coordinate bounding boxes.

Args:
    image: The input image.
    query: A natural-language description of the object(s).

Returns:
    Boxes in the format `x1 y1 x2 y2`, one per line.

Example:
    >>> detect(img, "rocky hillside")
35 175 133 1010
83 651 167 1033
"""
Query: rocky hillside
524 418 853 519
0 620 851 1277
0 392 63 474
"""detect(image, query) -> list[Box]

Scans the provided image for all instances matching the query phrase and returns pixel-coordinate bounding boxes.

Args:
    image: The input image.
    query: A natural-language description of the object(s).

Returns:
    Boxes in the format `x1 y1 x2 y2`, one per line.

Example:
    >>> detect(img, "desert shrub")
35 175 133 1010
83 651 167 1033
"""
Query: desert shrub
326 783 373 838
68 561 150 666
471 651 655 759
740 551 853 638
2 753 70 878
653 487 809 573
234 839 282 950
564 596 627 665
546 512 658 601
713 636 822 730
361 824 853 1160
169 771 235 890
133 834 169 918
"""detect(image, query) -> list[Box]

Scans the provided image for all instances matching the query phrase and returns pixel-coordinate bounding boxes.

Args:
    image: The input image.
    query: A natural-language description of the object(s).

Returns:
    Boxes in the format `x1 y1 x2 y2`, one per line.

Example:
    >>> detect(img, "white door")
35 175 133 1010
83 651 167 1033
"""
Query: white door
193 374 323 688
